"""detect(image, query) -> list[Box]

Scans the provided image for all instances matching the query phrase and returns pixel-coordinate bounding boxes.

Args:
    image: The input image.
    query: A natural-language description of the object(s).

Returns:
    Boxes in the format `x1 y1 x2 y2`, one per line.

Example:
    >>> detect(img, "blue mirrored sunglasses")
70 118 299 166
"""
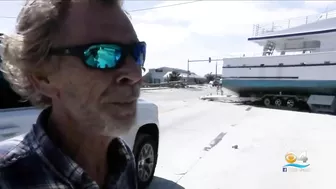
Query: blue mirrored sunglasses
49 42 146 69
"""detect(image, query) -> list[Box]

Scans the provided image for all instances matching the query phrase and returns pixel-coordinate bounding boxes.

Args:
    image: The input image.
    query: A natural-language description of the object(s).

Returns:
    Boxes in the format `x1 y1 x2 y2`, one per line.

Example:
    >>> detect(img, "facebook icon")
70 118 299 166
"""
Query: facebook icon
282 167 287 172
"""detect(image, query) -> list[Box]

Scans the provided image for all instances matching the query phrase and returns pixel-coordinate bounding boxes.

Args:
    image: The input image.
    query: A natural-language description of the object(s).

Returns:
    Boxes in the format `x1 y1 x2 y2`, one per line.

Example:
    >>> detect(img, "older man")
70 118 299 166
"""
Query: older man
0 0 145 188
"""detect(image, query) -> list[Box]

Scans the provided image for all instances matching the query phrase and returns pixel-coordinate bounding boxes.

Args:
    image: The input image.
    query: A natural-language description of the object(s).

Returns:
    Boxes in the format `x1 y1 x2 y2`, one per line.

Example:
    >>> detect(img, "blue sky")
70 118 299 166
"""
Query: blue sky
1 1 336 76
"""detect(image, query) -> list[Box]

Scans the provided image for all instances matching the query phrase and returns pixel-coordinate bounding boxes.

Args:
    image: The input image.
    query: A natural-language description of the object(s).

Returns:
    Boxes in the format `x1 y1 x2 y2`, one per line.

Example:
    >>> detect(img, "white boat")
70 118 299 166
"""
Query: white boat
222 10 336 96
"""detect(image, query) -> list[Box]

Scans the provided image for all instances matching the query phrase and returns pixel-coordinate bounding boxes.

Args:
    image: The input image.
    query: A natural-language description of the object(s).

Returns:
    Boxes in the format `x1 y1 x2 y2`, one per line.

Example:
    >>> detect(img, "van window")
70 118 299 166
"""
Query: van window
0 66 32 109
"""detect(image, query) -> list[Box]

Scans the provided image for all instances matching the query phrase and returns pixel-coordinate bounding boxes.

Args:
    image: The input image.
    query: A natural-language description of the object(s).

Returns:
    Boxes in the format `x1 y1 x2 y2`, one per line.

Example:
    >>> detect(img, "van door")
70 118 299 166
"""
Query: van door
0 72 41 141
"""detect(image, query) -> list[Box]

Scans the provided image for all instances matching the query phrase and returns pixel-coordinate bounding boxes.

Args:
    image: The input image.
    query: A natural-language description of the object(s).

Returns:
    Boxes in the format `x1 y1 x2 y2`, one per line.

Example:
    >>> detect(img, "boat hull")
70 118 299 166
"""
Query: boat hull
222 79 336 96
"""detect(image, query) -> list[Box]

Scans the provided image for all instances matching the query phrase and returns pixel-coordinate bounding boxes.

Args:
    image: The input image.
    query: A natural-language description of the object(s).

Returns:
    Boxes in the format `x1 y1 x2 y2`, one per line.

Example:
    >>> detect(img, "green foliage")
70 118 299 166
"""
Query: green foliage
167 71 182 82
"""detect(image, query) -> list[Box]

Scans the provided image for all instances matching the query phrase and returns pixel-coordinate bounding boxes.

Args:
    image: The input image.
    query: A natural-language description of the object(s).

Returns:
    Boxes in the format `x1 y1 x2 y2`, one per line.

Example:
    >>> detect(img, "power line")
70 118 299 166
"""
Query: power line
0 0 202 18
0 0 204 18
128 0 203 13
0 16 15 19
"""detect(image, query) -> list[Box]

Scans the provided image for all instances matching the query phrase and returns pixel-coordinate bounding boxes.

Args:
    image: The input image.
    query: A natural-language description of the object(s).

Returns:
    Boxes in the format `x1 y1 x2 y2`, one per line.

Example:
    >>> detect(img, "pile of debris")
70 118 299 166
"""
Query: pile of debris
168 82 187 88
142 81 188 88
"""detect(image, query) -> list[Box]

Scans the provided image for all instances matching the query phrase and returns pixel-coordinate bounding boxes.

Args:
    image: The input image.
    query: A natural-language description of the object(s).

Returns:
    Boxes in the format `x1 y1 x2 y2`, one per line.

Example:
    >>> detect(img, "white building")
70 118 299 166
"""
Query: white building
142 67 206 84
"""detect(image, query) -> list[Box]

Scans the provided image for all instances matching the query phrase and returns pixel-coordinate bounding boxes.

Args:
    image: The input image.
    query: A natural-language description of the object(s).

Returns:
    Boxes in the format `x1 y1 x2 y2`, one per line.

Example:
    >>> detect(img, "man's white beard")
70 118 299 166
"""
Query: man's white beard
74 103 136 138
98 112 135 137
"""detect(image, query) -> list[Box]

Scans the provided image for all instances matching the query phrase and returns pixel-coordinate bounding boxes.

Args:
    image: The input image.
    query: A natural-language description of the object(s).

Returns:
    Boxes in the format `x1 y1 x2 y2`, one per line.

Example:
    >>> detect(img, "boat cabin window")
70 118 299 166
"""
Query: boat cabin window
0 62 32 109
283 40 320 54
303 40 320 49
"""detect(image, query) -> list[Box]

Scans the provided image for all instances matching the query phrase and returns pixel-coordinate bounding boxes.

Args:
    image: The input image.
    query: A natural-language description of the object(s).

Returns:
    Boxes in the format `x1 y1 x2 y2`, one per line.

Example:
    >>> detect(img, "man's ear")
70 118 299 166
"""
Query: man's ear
27 73 59 98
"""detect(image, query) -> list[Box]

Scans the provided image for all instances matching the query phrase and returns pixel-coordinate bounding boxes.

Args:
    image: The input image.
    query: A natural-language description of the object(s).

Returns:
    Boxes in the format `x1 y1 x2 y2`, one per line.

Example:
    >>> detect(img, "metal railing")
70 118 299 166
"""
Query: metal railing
252 9 336 37
222 48 336 59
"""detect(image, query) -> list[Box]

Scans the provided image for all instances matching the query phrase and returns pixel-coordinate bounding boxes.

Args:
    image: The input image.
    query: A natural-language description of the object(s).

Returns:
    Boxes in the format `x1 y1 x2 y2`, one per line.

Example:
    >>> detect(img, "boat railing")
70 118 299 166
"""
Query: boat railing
252 9 336 37
223 47 336 59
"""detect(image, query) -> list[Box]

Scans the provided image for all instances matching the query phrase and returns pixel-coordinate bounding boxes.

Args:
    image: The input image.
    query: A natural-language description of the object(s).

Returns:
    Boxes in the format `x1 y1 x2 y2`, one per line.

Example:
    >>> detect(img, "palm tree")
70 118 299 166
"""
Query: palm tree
204 73 215 83
167 71 182 82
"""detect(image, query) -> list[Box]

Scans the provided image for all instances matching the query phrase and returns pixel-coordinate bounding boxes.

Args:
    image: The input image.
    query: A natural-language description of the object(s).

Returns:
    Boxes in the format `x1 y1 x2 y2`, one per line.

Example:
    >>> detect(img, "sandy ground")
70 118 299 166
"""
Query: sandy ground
141 85 336 189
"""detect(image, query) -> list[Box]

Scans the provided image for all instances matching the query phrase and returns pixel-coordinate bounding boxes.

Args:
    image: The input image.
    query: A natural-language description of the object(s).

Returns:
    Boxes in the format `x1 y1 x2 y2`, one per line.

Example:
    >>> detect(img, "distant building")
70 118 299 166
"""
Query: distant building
142 67 206 84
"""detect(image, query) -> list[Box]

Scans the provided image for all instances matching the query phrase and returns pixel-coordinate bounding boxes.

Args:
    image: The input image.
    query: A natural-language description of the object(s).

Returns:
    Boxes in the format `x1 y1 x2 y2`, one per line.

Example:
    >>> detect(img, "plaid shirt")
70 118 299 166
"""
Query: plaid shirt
0 107 138 189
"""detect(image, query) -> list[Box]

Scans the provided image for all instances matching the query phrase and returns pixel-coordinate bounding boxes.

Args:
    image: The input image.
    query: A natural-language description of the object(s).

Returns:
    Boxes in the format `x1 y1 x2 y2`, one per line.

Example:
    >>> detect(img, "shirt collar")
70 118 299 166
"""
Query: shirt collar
32 107 84 185
31 107 132 186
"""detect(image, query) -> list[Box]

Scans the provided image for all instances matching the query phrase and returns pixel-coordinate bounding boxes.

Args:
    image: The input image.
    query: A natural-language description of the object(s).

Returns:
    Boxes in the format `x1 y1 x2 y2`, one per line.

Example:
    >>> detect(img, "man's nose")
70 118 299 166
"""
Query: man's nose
116 56 142 85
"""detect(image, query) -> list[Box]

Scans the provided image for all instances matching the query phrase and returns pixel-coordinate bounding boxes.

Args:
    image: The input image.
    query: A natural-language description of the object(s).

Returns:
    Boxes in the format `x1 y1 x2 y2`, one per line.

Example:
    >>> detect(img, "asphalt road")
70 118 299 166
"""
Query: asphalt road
141 86 253 189
141 86 336 189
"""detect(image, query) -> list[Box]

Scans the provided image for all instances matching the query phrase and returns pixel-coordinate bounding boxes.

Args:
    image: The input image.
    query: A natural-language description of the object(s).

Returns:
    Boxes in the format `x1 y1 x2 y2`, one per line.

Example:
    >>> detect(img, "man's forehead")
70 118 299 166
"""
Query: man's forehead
53 1 137 47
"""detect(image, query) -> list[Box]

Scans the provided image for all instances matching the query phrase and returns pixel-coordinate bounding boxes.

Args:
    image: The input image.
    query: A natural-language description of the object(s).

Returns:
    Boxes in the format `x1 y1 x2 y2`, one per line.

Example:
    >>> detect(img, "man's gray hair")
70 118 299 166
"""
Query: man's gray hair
0 0 123 107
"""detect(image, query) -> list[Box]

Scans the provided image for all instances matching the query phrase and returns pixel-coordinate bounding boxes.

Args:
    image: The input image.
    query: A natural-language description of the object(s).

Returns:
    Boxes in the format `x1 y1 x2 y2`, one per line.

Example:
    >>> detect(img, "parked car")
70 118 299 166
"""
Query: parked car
0 74 160 189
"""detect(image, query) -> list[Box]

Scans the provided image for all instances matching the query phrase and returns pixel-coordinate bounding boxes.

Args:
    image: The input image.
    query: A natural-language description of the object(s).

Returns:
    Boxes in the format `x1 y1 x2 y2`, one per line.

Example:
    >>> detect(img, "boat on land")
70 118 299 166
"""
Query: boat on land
221 10 336 113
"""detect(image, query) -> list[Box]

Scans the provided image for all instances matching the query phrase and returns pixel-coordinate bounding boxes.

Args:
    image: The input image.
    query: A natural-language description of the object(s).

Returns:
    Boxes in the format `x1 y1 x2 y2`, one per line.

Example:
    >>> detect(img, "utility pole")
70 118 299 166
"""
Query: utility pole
187 59 189 83
186 57 211 84
222 58 224 78
215 60 217 78
187 57 223 82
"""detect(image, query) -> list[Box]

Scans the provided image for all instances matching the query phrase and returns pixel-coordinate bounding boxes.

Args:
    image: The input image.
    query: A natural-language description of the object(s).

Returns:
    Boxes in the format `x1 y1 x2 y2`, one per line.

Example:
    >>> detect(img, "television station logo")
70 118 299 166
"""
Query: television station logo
282 151 310 172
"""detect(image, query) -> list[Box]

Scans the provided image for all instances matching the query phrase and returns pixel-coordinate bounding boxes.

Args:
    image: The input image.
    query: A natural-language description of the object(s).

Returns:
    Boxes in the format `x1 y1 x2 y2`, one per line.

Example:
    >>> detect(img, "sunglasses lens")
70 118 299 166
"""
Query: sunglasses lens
83 42 146 69
133 42 146 66
84 44 122 69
